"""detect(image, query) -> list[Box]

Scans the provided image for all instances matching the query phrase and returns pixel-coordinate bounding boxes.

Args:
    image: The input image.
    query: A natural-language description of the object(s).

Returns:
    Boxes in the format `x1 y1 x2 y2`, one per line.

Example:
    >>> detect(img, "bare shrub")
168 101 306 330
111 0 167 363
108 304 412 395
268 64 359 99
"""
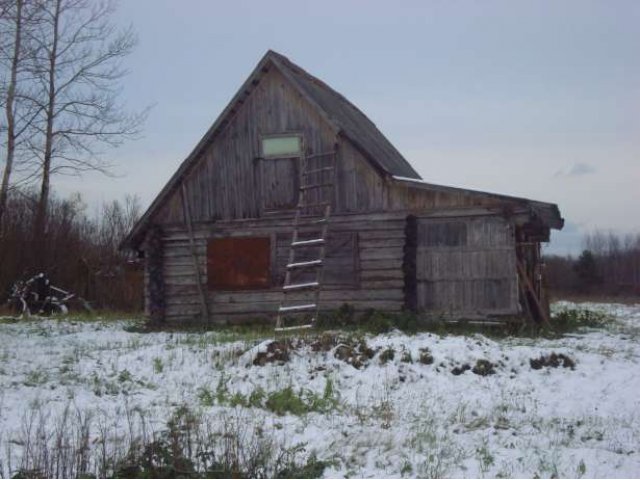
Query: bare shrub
0 188 142 312
2 402 325 479
545 231 640 298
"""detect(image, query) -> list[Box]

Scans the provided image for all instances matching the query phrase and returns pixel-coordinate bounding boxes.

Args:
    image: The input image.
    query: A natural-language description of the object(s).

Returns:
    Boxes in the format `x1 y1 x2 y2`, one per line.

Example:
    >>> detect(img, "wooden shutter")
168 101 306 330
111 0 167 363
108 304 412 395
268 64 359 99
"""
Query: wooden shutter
207 237 271 290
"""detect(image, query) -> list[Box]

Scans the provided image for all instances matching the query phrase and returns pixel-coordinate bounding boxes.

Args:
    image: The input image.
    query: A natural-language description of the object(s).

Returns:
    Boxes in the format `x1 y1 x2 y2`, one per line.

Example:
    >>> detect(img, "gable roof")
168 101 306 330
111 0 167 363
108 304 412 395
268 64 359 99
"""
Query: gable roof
268 51 421 178
122 50 563 250
122 50 422 249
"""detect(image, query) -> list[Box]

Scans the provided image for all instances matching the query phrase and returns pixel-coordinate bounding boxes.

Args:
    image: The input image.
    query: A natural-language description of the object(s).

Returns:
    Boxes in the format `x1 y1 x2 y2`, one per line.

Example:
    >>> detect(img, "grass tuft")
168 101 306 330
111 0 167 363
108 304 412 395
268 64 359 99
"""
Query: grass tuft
551 307 613 333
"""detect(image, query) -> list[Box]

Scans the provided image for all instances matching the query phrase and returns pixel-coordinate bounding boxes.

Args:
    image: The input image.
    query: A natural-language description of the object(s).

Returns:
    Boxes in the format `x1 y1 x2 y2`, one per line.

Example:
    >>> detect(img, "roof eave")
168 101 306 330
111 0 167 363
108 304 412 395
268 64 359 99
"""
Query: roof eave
391 175 564 231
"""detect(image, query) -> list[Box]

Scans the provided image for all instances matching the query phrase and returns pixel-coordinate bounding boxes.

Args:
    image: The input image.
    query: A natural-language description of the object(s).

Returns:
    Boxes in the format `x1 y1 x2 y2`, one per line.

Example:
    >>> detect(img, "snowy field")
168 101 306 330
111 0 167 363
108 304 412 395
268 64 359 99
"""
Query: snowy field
1 302 640 478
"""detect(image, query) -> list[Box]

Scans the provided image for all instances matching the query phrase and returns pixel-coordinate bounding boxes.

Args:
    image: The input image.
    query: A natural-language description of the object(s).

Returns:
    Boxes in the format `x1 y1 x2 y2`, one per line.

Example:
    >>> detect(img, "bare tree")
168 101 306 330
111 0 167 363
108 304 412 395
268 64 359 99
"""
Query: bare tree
97 194 141 255
0 0 23 233
0 0 41 232
547 231 640 297
25 0 146 244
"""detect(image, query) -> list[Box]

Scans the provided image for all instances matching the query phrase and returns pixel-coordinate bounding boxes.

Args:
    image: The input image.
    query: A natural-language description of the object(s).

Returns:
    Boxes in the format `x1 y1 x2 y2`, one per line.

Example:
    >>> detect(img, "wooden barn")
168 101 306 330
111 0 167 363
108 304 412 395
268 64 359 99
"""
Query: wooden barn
121 50 563 327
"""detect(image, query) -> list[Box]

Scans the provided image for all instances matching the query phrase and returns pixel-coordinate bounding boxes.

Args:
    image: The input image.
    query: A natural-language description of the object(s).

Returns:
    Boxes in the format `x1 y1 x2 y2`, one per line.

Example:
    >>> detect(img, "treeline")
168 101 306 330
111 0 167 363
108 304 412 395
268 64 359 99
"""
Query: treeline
545 232 640 297
0 188 143 311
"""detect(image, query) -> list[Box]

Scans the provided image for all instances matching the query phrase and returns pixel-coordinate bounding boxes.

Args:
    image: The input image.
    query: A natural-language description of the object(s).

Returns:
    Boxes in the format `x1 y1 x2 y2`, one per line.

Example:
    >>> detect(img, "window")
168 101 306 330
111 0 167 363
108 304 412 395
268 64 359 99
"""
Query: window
261 135 302 158
207 237 271 290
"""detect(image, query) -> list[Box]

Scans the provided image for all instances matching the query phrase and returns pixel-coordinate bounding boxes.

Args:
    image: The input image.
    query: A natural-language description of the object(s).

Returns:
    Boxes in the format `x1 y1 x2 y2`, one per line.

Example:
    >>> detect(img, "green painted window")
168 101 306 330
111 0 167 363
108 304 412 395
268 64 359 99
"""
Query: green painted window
262 135 302 158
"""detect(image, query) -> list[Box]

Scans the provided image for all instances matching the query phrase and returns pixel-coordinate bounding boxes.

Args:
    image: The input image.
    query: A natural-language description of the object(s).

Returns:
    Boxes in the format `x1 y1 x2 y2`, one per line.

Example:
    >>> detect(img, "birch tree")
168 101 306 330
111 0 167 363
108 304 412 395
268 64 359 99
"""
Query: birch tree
0 0 40 232
27 0 145 244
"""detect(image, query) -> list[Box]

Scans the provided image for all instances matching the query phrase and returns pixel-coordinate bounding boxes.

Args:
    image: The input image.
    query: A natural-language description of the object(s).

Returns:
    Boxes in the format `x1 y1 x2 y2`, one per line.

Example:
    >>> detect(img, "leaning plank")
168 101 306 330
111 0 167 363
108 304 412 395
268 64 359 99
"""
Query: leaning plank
181 184 210 325
516 260 553 329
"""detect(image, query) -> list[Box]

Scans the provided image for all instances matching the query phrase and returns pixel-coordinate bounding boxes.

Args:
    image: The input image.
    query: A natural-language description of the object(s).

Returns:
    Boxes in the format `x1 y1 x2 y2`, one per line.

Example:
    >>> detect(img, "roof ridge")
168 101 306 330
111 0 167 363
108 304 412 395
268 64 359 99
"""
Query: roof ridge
267 50 421 179
269 51 391 133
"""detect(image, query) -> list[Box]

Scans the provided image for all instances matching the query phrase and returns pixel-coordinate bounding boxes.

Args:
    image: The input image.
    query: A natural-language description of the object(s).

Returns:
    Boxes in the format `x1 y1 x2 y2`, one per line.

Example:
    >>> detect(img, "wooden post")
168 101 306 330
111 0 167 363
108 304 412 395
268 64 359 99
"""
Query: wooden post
146 225 165 324
181 184 210 325
517 259 553 330
517 270 534 324
403 214 418 312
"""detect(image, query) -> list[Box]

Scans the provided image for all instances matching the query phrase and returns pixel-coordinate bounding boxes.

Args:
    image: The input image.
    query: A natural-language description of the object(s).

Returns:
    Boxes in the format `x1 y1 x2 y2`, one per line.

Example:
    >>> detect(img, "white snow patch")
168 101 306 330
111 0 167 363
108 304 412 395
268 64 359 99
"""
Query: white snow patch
0 303 639 477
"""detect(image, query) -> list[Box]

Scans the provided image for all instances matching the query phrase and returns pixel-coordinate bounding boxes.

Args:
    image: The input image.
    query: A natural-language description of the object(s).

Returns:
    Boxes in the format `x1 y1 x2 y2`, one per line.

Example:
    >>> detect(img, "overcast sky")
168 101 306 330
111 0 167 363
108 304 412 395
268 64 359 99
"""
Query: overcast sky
53 0 640 255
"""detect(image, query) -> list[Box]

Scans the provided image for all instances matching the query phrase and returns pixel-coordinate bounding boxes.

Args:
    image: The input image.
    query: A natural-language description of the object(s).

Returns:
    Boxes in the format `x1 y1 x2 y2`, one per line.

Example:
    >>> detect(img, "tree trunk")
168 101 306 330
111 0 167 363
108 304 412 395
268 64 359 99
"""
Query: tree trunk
33 0 61 266
0 0 24 234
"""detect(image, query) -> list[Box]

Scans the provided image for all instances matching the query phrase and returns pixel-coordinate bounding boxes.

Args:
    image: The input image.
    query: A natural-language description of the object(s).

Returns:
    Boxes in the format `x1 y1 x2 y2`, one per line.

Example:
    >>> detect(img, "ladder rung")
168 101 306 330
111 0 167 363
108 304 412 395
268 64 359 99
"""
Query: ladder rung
291 238 324 247
279 303 316 312
275 324 314 332
287 259 322 269
283 281 319 291
300 183 332 191
303 166 335 176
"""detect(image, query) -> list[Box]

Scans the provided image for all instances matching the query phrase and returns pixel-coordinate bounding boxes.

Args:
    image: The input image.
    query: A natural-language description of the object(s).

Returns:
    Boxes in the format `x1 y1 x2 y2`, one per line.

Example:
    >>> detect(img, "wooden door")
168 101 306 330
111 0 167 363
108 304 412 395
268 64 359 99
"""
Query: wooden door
260 157 299 212
416 214 519 317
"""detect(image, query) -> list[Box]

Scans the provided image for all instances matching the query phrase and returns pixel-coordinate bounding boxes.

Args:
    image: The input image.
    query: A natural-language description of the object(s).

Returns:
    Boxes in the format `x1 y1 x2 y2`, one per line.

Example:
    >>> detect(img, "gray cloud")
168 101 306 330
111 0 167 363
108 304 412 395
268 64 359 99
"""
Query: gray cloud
554 162 596 178
568 162 596 176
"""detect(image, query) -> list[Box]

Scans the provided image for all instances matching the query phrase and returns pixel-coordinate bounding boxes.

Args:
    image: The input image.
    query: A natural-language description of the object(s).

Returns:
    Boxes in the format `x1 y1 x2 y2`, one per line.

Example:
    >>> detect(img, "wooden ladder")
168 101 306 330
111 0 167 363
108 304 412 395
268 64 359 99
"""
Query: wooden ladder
275 150 336 332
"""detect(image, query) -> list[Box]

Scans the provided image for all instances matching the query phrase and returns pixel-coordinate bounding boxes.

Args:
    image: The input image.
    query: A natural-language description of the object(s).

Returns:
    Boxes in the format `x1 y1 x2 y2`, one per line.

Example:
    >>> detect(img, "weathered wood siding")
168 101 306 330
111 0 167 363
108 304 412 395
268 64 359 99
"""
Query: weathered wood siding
154 67 337 224
159 212 407 324
151 67 409 227
416 214 519 317
260 158 299 211
387 181 506 212
336 140 387 212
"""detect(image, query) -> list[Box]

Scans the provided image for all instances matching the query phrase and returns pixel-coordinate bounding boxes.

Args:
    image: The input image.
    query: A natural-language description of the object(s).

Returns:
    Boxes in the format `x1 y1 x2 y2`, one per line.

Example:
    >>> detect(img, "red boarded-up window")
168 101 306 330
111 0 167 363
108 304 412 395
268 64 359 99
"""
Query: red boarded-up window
207 237 271 290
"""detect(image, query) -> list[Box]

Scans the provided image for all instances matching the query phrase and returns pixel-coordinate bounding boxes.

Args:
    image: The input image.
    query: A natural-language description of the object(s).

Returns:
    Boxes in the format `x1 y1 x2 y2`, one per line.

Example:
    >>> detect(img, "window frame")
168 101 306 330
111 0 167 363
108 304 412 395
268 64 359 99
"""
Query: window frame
260 133 304 159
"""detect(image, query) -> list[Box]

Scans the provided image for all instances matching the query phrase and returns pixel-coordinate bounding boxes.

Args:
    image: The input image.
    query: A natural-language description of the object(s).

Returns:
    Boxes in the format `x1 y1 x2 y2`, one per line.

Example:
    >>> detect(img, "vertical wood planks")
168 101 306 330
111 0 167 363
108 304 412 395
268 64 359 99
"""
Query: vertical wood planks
416 215 518 317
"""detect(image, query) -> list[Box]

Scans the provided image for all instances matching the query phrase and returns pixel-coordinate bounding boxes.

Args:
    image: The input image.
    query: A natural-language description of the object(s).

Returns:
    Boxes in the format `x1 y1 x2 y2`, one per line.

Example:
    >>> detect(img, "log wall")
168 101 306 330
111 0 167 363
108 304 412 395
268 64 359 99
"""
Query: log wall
159 212 407 324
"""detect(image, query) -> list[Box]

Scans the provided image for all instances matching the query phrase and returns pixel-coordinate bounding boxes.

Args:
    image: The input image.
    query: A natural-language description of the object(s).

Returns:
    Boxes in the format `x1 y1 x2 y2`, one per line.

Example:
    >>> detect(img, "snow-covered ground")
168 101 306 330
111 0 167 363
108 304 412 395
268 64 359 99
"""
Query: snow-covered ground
1 302 640 478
